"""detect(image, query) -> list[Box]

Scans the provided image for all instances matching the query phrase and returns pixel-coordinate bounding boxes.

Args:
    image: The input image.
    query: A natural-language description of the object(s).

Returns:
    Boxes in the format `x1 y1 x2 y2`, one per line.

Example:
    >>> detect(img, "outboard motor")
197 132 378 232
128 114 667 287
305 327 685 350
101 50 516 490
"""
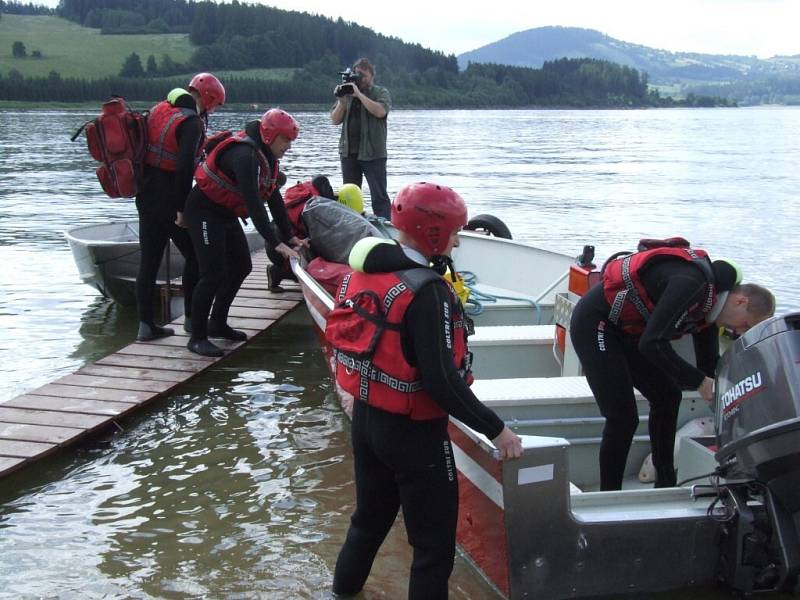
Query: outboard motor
714 312 800 594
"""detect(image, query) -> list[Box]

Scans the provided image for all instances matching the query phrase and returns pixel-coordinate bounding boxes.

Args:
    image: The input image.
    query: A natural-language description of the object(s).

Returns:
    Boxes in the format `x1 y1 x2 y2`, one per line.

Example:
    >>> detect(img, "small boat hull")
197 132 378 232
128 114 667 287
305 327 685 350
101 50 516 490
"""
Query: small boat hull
65 220 265 306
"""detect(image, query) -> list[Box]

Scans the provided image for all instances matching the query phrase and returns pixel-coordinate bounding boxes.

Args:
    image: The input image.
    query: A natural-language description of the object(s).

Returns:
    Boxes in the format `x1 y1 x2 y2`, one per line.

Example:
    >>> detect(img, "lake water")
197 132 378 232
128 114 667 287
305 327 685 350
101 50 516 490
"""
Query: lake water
1 107 799 599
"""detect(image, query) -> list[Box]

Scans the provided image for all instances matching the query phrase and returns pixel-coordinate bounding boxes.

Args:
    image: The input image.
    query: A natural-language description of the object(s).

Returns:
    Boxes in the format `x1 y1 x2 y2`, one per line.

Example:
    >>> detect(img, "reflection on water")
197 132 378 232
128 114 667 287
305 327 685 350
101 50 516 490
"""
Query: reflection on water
1 107 799 599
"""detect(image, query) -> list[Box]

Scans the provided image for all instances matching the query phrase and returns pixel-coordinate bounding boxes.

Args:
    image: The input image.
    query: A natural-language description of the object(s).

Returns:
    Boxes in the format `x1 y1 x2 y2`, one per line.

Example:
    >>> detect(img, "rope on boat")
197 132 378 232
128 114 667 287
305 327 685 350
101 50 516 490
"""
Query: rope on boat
371 216 392 239
364 218 544 324
459 270 542 324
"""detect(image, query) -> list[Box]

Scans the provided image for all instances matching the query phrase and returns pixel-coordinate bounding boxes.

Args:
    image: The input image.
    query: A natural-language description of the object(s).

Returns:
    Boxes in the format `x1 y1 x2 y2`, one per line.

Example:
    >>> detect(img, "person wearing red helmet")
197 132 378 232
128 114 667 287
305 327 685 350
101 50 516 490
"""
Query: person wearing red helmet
183 109 306 357
327 182 522 599
188 72 226 115
134 73 225 342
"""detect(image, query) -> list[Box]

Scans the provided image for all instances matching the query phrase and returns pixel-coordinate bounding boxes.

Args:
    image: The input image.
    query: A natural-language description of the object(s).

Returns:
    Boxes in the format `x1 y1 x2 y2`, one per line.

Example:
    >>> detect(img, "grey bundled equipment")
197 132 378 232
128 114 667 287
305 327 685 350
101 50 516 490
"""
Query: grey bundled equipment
301 197 382 264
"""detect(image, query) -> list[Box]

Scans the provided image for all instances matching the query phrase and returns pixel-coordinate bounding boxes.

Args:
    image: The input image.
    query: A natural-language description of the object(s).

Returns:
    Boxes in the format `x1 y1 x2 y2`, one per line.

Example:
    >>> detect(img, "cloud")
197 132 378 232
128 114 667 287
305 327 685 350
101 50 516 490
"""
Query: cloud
254 0 799 58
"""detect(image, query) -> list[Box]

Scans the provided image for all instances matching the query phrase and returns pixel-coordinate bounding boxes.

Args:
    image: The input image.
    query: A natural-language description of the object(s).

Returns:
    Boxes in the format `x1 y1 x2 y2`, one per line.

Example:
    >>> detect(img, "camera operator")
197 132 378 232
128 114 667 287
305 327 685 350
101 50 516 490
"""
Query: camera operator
330 57 392 218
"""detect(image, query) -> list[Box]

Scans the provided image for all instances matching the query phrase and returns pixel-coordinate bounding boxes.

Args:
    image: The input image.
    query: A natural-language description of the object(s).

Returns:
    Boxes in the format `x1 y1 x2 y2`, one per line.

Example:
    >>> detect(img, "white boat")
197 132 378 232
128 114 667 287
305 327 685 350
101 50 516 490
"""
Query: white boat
292 222 800 599
65 220 265 306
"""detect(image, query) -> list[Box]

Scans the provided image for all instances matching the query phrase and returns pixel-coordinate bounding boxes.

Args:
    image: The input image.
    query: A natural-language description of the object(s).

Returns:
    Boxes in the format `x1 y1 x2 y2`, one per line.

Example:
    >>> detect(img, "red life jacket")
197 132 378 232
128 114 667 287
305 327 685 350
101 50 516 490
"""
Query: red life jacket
325 268 474 420
144 100 203 172
194 131 279 217
283 180 320 237
603 245 716 336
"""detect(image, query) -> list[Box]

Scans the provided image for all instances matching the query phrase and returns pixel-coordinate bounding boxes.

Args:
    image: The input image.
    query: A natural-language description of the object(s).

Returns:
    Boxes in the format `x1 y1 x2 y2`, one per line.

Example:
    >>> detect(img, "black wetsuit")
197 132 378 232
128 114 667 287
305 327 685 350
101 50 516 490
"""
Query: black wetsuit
333 249 504 600
135 93 203 326
569 258 719 490
184 122 293 343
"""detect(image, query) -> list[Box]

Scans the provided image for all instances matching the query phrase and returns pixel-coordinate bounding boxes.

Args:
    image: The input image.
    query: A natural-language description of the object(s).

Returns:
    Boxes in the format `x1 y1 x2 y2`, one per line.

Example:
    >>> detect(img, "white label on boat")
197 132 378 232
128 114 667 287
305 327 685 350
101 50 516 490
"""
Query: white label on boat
451 444 504 509
518 464 554 486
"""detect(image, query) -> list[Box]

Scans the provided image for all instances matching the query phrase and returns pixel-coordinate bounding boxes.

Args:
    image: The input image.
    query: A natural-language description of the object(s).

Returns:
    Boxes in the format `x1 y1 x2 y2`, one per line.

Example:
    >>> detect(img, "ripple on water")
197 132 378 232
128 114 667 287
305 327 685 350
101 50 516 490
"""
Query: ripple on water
1 108 799 599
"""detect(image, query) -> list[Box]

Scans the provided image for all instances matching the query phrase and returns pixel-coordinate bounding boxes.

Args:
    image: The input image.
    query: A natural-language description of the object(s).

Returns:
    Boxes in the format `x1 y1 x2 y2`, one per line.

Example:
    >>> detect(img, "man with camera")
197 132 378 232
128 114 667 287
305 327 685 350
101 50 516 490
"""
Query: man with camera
330 58 392 218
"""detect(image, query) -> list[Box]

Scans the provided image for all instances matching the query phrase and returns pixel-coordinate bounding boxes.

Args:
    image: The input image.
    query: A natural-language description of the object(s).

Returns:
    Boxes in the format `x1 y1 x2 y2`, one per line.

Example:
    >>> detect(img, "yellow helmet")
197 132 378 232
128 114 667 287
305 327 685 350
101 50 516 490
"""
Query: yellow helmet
338 183 364 214
167 87 189 105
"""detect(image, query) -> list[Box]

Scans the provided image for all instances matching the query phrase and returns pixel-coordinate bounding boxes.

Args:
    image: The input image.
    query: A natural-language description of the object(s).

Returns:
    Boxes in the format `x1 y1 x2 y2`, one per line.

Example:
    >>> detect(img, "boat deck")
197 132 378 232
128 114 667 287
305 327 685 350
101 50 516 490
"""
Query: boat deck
0 252 301 480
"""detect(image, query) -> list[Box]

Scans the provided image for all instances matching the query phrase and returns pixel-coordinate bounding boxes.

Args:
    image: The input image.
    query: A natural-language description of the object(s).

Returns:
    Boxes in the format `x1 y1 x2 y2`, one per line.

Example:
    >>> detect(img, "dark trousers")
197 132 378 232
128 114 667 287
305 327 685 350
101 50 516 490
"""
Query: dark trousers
135 207 197 324
184 201 252 341
570 285 682 490
264 222 296 286
333 401 458 599
341 156 390 218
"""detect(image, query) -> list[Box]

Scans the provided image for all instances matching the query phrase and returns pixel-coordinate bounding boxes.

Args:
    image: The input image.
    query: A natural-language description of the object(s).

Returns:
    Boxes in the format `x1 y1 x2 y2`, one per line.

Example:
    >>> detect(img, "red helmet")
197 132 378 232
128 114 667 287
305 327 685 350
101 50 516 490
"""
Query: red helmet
188 73 225 113
259 108 299 145
391 182 468 256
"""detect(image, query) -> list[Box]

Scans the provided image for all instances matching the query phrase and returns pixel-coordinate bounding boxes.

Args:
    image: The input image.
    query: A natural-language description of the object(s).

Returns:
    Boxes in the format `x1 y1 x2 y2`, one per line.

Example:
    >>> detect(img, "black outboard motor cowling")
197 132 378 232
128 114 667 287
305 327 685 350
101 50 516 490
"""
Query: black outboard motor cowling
714 312 800 593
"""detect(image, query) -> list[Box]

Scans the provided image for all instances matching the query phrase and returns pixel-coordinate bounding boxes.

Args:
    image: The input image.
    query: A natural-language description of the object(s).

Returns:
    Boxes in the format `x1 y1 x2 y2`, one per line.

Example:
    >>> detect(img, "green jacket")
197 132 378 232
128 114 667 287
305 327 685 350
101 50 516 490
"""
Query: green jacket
338 84 391 161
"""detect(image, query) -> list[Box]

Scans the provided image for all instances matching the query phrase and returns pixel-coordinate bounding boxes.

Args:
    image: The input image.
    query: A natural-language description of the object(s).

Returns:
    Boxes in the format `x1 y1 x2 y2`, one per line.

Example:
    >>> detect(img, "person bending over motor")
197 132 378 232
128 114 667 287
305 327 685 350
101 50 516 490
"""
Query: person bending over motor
570 241 775 490
326 182 523 599
135 72 225 342
184 108 305 357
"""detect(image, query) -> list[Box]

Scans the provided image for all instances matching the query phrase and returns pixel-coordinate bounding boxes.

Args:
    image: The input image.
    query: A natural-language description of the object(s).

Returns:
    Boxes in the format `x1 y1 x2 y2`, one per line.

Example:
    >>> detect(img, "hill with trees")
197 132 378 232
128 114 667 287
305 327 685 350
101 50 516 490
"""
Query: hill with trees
0 0 732 107
457 26 800 104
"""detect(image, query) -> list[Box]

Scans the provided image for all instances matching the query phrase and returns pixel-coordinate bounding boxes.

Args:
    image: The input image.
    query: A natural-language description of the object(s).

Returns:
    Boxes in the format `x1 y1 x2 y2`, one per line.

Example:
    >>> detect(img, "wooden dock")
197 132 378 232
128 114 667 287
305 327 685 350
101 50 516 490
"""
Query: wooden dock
0 253 303 480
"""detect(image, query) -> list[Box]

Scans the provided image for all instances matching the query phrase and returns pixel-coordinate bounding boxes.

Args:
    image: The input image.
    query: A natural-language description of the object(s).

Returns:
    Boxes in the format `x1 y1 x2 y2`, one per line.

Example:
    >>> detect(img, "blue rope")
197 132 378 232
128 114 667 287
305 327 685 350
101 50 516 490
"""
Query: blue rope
459 270 542 324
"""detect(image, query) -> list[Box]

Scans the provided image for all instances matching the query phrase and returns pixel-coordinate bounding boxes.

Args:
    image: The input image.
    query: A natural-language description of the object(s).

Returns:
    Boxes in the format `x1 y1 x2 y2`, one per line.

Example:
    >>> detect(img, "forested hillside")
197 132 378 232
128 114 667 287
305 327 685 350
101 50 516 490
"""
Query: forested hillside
457 26 800 104
0 0 732 107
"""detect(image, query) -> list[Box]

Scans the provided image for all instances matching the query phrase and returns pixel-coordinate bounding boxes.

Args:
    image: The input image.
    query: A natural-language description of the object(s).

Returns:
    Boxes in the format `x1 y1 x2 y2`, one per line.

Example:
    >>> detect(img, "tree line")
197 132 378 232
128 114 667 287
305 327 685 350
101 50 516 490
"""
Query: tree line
0 0 54 15
54 0 457 77
0 57 733 108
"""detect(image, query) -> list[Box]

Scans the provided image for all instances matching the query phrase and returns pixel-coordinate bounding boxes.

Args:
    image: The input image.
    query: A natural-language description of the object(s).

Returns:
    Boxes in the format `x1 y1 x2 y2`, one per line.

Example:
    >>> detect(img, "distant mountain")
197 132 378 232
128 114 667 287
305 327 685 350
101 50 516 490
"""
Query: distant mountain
457 26 800 85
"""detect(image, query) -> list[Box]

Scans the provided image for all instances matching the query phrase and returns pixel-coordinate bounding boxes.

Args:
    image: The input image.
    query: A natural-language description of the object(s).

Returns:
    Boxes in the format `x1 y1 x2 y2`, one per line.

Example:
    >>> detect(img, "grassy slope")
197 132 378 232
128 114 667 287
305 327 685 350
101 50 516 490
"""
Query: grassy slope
0 14 195 78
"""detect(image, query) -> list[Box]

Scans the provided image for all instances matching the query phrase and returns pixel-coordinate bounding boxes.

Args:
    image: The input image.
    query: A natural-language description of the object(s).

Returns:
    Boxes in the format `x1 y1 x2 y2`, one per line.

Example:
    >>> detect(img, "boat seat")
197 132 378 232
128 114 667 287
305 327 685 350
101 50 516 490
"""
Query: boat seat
570 488 715 522
470 325 554 347
472 376 707 488
472 376 702 412
472 376 601 407
469 326 560 378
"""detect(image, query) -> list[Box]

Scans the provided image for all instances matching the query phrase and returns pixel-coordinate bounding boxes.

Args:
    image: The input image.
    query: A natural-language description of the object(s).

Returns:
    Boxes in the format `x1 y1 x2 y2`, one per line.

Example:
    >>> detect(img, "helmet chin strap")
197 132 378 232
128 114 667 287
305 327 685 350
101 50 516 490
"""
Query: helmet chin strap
430 255 453 276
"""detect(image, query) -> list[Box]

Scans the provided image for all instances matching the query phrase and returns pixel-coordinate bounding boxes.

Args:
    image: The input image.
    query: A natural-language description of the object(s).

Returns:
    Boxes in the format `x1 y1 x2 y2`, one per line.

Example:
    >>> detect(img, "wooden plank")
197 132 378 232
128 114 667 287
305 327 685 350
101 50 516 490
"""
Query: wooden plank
0 407 108 429
142 332 254 348
240 279 301 291
96 353 211 373
78 364 189 383
3 395 136 416
225 317 275 330
0 439 56 458
234 287 302 301
53 373 175 393
0 422 82 444
240 280 299 290
171 315 275 334
227 306 289 319
0 456 25 475
26 384 153 404
230 296 300 309
118 343 218 361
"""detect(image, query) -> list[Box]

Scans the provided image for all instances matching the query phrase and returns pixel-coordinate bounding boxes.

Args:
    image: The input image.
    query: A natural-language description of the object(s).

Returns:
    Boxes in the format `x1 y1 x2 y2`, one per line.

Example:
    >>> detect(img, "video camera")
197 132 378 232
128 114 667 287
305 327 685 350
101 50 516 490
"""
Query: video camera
335 68 363 97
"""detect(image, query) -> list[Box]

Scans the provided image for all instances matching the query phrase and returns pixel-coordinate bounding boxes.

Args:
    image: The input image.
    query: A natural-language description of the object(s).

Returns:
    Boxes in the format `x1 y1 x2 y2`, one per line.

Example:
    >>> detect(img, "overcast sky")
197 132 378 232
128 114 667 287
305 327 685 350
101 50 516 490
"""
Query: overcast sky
249 0 798 58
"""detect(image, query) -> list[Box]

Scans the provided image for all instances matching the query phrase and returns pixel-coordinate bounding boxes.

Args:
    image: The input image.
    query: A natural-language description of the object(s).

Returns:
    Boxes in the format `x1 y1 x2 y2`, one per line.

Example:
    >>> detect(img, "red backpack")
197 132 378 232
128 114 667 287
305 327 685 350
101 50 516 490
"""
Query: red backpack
283 180 320 237
71 96 148 198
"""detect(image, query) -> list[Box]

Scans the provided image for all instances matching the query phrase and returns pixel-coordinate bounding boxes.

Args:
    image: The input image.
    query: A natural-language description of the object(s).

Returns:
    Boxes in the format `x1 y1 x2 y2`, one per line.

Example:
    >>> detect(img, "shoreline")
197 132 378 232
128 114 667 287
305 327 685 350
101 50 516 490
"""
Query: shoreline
0 100 746 111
